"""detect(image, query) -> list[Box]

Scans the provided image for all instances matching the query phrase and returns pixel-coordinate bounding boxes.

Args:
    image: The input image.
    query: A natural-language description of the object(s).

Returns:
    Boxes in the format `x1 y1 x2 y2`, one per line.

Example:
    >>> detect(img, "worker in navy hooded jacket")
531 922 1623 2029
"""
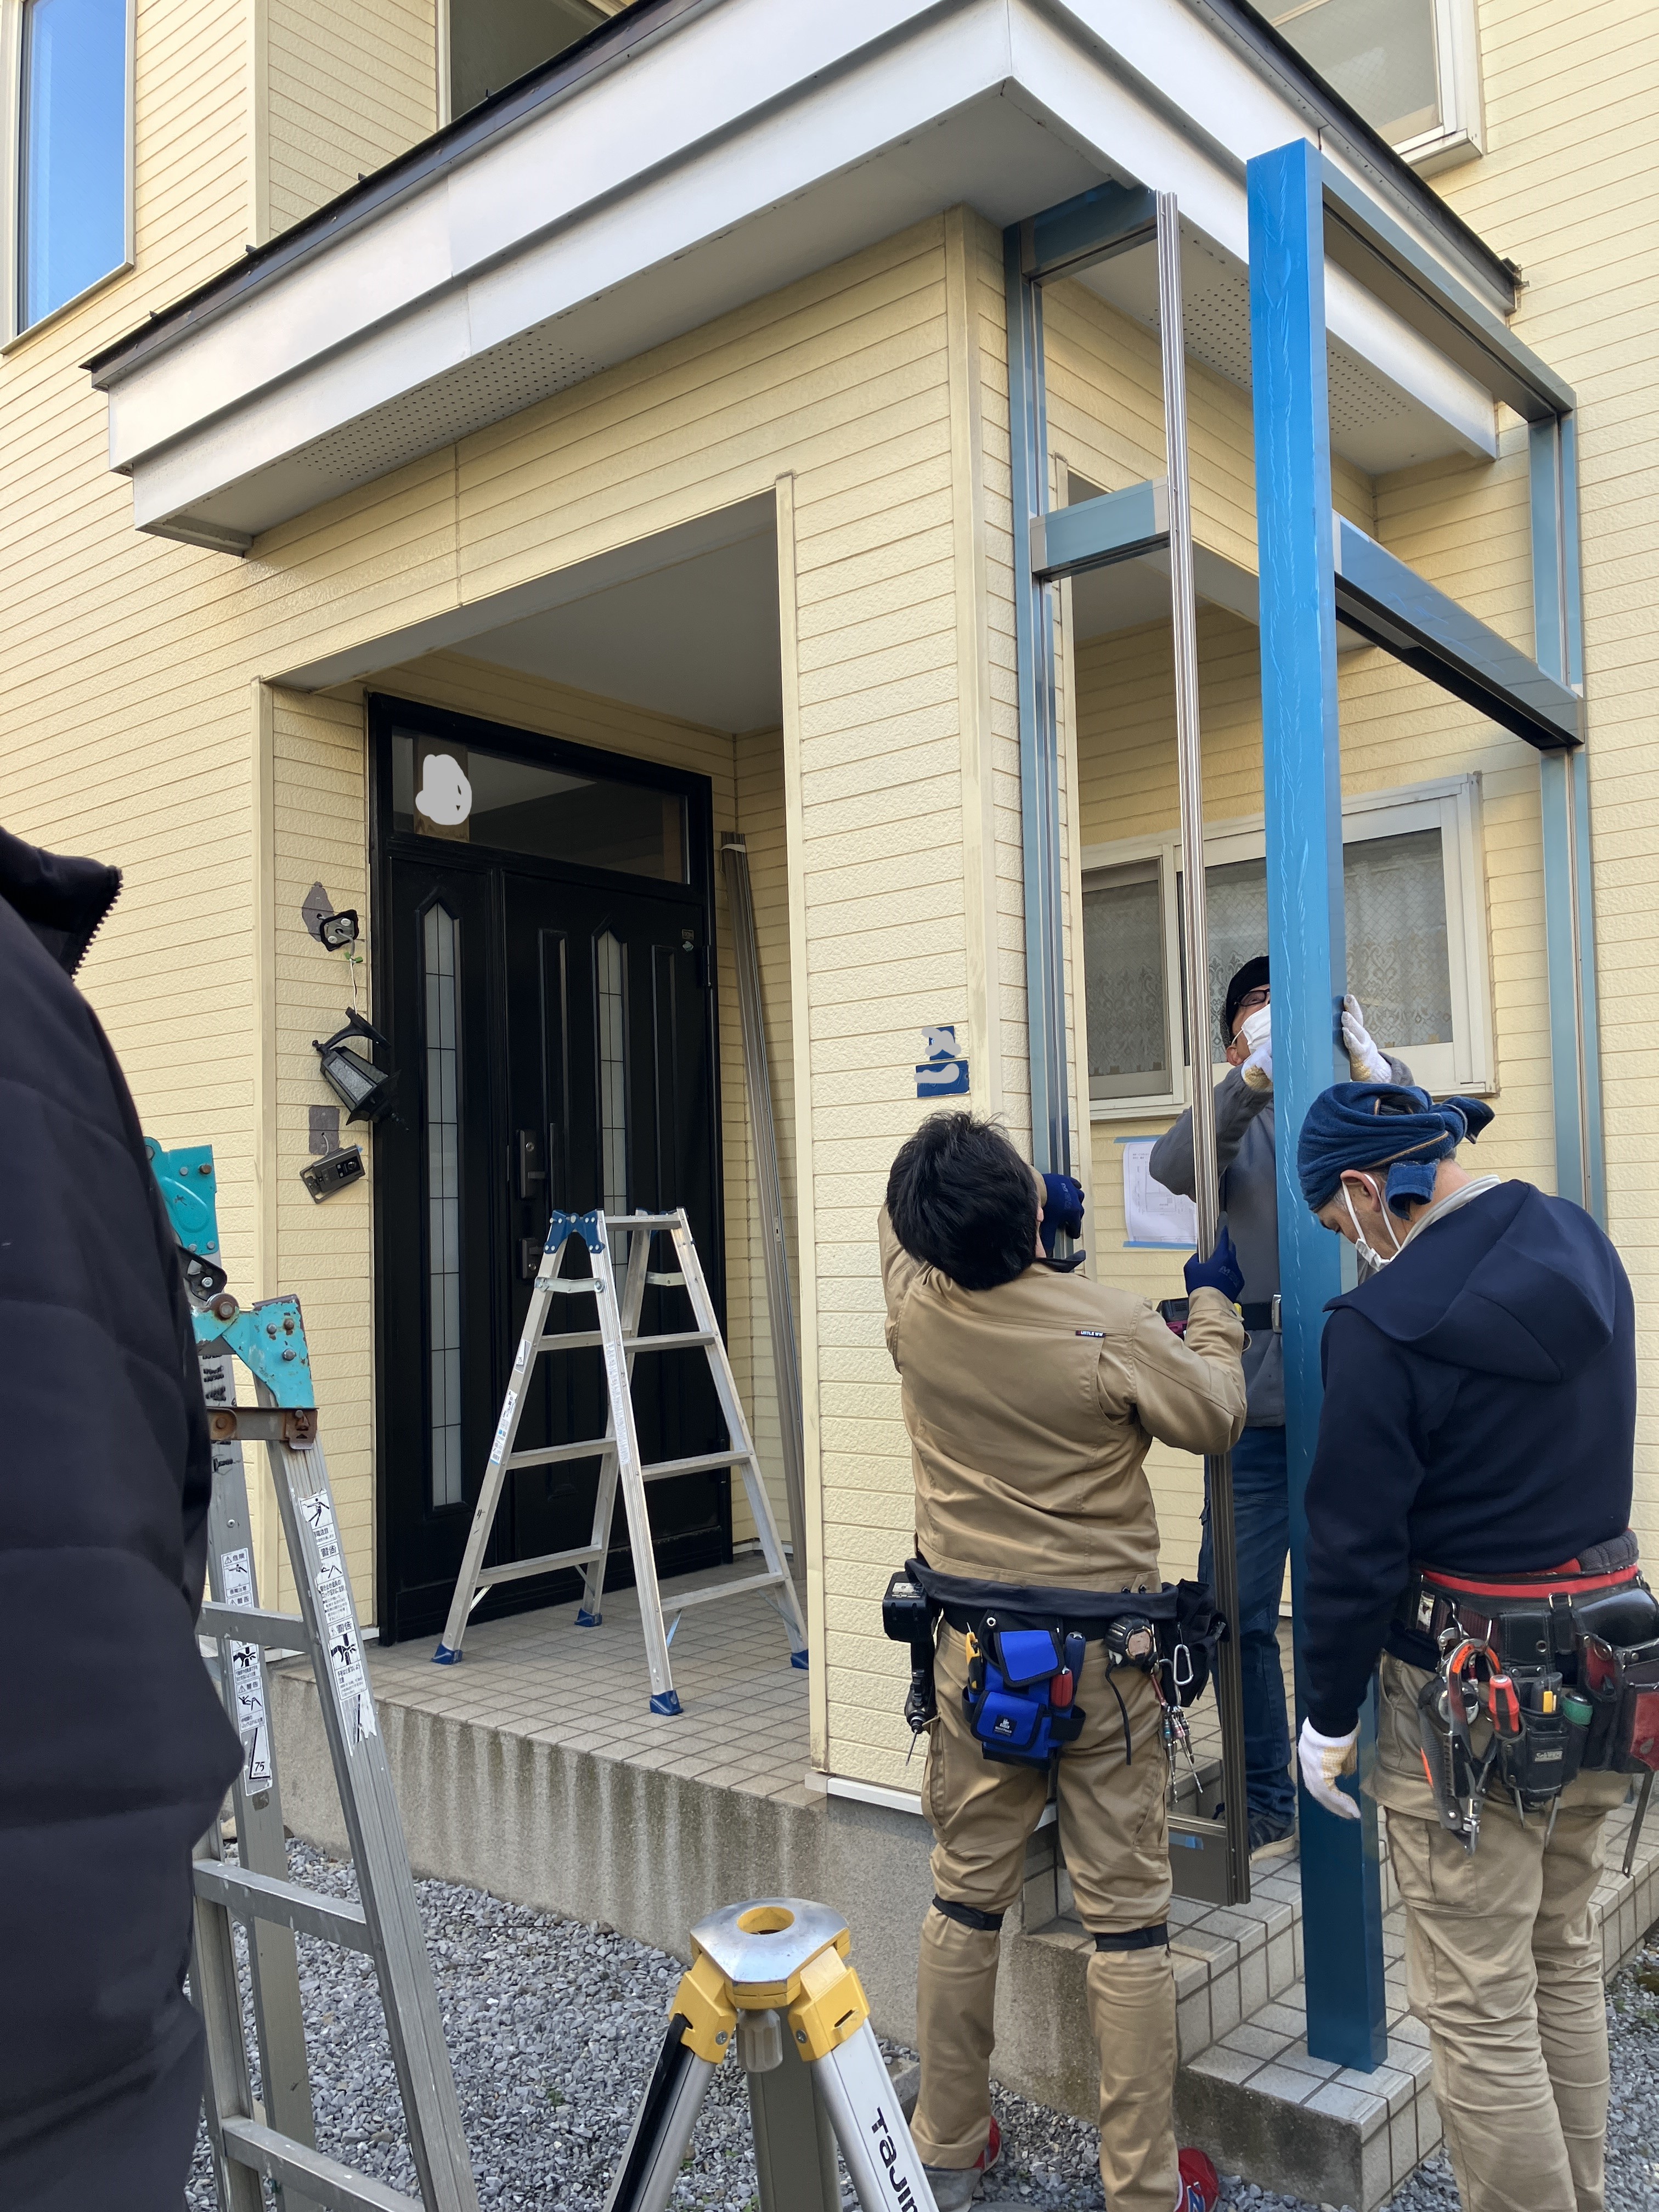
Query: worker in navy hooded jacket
1292 1081 1638 2212
0 826 241 2211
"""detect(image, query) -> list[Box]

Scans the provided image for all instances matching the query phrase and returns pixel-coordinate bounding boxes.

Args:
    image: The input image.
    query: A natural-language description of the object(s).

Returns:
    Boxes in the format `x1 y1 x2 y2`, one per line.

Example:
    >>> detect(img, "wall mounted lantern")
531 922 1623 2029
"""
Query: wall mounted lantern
313 1010 397 1123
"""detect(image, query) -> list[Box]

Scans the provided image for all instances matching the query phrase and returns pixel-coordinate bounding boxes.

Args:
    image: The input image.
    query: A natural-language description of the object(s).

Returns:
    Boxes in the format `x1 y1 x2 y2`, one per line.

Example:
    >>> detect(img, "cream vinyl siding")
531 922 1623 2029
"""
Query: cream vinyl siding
3 0 1655 1779
262 0 438 240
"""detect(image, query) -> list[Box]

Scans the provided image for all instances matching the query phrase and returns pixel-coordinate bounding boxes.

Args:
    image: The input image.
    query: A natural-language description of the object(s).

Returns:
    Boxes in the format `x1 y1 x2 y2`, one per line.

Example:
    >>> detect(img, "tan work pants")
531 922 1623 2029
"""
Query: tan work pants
913 1627 1177 2210
1374 1655 1630 2212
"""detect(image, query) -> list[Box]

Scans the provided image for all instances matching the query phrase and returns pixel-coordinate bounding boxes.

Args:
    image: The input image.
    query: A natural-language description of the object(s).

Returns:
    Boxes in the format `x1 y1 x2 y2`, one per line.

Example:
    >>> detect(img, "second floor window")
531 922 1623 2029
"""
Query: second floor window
1266 0 1485 172
18 0 128 329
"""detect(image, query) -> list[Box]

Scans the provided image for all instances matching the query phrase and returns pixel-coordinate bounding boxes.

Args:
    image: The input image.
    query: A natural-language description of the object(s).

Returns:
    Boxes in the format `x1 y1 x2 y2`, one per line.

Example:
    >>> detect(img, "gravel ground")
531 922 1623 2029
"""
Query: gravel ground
189 1847 1659 2210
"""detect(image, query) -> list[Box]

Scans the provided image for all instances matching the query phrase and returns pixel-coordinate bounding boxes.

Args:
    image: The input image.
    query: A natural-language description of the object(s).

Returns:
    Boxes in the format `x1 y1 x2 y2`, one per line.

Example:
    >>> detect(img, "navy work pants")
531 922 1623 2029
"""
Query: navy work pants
1198 1422 1294 1827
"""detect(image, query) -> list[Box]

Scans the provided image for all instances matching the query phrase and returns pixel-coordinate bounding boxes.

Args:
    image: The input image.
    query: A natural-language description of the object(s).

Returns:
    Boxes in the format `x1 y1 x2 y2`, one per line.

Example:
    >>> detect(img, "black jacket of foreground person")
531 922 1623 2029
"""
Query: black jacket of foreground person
0 826 240 2211
1302 1178 1634 1737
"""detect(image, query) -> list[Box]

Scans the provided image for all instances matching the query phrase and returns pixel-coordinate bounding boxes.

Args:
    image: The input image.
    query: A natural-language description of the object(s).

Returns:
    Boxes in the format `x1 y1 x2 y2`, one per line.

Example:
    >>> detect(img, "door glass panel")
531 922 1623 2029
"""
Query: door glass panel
423 904 464 1508
393 731 687 881
596 929 628 1216
1084 866 1169 1099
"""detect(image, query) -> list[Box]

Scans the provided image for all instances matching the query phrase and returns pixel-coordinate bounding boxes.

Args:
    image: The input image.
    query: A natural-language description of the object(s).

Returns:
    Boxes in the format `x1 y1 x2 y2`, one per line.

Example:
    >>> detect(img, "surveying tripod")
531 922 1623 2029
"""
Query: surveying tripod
436 1206 808 1713
149 1140 478 2212
606 1897 938 2212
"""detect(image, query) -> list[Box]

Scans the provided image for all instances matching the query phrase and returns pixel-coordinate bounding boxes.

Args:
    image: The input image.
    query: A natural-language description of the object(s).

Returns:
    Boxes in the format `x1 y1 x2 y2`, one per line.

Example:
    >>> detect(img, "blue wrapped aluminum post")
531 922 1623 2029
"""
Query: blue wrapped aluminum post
1246 137 1387 2069
1530 414 1606 1224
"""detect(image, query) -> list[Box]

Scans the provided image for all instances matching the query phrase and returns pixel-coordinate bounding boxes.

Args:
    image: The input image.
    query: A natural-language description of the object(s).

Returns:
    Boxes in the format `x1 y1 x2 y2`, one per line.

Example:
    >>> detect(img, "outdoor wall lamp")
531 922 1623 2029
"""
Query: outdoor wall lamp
313 1010 397 1123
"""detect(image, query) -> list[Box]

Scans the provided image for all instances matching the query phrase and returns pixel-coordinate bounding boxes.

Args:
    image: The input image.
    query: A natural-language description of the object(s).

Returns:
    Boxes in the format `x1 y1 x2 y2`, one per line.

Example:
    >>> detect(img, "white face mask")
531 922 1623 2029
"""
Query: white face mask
1236 1003 1271 1053
1340 1173 1403 1272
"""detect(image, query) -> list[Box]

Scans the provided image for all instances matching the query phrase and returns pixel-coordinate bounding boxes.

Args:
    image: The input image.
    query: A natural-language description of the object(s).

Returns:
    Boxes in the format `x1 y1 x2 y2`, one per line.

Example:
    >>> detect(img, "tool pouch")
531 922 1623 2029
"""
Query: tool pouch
963 1622 1086 1768
1582 1634 1659 1772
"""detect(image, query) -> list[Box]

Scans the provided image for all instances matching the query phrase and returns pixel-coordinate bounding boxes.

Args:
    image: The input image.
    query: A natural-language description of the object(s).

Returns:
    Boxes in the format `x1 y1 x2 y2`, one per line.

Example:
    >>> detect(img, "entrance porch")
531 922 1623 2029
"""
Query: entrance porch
266 1570 1659 2210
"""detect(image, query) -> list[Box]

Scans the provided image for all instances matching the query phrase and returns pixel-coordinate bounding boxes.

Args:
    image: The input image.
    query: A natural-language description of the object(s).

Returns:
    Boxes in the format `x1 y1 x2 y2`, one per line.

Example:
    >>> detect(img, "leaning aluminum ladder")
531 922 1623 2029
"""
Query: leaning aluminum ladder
148 1140 479 2212
433 1207 808 1713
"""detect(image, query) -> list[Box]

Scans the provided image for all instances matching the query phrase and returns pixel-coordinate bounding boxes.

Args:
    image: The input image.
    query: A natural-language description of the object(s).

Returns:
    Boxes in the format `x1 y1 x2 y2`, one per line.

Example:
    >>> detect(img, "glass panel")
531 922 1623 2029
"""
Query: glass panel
20 0 127 329
595 929 628 1217
1345 829 1453 1051
1083 869 1170 1099
423 906 464 1510
1266 0 1442 144
1178 831 1451 1057
449 0 608 119
393 732 687 881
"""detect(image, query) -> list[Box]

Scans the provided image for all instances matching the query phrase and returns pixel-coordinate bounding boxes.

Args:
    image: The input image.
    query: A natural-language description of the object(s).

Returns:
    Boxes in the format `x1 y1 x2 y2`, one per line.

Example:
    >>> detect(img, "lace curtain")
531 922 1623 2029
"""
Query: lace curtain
1084 827 1453 1085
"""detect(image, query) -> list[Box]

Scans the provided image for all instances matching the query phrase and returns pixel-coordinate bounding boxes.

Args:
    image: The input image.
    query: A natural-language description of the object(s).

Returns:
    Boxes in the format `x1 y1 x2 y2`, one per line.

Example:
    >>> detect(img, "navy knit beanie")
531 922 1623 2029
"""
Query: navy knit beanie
1296 1081 1493 1218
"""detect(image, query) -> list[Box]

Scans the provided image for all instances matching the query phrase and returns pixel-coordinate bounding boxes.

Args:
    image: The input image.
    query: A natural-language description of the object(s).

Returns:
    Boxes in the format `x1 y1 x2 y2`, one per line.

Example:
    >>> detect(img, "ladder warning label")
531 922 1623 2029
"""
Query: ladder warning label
299 1492 379 1745
219 1544 274 1793
489 1390 517 1465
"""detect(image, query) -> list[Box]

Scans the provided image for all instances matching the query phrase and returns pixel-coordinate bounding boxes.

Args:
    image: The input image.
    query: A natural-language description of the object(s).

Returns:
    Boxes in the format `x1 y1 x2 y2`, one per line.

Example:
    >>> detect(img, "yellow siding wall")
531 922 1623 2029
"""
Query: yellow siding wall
262 0 438 239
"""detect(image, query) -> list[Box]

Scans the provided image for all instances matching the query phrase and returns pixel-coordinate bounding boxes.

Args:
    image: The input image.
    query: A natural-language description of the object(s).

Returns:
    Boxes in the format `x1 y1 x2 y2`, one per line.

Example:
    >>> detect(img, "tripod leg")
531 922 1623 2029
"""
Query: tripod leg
811 2019 940 2212
746 2038 839 2212
601 2018 718 2212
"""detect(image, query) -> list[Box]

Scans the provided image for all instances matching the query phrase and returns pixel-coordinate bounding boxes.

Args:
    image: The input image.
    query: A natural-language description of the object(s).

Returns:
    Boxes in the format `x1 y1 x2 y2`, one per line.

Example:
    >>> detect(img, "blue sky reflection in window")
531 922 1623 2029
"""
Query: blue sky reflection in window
21 0 126 329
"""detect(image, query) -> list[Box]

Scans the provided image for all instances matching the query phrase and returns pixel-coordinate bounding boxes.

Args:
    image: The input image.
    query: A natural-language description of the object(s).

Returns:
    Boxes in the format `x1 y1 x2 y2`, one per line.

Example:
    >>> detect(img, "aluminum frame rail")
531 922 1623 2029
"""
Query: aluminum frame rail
719 834 808 1581
1157 193 1254 1910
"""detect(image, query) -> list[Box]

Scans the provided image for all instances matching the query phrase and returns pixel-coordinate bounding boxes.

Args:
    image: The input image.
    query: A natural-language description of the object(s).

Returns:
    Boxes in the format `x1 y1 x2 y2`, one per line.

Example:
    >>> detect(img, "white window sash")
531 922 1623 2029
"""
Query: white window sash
1080 773 1493 1119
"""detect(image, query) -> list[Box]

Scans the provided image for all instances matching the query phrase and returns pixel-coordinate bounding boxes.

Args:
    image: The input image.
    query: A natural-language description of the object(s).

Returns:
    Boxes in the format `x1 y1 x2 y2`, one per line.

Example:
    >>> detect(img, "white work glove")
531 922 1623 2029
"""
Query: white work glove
1235 1004 1273 1093
1298 1718 1361 1820
1341 994 1391 1082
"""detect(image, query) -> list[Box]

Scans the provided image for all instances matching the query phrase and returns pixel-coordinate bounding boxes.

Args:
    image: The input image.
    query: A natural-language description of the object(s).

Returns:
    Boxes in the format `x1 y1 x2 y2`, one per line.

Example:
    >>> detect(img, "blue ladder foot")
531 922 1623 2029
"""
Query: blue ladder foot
574 1609 602 1628
790 1648 810 1670
432 1643 462 1666
650 1690 683 1717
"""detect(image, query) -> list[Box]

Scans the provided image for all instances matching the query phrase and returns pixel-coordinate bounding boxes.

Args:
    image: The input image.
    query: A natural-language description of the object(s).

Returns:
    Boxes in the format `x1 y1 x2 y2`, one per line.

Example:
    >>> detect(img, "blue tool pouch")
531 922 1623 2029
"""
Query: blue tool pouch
963 1623 1086 1767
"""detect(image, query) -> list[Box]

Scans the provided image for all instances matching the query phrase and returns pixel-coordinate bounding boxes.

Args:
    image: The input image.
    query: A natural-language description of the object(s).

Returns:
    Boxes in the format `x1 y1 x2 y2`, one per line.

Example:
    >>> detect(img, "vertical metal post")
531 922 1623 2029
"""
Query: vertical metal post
1005 223 1071 1173
720 836 809 1573
1530 414 1605 1223
1158 193 1250 1907
1247 137 1387 2070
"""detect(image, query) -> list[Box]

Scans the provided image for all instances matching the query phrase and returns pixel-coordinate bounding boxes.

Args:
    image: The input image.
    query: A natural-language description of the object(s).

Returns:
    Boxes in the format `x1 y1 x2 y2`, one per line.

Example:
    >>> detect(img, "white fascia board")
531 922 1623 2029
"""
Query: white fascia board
110 0 1499 540
1011 2 1496 456
108 0 1009 470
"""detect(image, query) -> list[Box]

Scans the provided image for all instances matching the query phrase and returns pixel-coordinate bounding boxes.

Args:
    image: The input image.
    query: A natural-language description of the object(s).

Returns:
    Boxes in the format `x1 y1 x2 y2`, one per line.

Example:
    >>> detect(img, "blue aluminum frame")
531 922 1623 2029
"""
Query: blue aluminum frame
1248 137 1389 2070
1007 135 1600 2068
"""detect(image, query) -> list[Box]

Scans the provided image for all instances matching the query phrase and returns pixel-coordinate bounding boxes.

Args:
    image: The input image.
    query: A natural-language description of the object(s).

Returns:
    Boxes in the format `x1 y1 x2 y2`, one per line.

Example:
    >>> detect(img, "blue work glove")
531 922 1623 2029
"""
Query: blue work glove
1040 1172 1085 1255
1183 1228 1243 1304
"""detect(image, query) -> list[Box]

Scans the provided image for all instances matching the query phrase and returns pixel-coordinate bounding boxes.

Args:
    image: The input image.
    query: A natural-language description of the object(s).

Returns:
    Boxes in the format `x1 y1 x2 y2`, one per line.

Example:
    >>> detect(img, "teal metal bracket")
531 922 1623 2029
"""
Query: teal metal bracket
145 1136 222 1263
196 1296 316 1410
1249 134 1389 2073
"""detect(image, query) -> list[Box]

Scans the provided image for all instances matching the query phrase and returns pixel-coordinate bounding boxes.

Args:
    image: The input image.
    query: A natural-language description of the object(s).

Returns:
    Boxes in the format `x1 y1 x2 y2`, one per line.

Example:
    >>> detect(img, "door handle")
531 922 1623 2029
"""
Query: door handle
516 1127 546 1199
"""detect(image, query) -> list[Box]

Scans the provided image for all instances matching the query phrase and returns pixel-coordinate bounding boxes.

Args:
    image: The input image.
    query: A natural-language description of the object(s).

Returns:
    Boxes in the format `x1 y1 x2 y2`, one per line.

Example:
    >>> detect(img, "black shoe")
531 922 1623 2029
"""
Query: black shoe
1248 1808 1295 1853
1211 1802 1296 1854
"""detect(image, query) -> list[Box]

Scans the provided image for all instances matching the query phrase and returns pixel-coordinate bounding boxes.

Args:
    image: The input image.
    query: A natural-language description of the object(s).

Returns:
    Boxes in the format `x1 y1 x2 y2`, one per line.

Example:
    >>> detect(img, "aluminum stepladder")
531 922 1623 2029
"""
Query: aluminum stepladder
605 1897 937 2212
147 1140 479 2212
434 1207 808 1713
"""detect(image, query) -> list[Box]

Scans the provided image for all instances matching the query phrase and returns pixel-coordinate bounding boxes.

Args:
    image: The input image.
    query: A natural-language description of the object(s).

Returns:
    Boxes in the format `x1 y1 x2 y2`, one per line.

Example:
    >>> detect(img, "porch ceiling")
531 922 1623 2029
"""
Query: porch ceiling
88 0 1514 554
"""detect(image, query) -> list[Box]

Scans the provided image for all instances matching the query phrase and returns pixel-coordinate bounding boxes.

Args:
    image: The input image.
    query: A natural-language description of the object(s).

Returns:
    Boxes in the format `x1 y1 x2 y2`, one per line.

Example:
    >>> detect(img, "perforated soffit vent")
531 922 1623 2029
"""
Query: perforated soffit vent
278 324 606 498
1086 234 1425 468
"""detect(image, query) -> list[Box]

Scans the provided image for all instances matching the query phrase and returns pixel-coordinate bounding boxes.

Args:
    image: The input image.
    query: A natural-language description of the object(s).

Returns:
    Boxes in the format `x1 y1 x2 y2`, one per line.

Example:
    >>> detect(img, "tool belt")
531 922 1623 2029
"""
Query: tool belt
1398 1532 1659 1853
885 1558 1223 1774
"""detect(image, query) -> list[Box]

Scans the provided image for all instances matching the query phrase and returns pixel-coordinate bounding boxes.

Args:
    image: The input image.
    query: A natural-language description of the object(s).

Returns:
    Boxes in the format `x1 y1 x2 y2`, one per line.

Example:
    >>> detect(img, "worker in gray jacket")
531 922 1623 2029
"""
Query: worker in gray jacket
1149 956 1408 1849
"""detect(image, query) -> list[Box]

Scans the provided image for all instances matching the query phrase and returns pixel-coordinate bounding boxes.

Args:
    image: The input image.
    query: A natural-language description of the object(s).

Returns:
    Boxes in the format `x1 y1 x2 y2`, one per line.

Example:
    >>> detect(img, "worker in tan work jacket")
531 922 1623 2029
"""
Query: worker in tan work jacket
878 1112 1247 2212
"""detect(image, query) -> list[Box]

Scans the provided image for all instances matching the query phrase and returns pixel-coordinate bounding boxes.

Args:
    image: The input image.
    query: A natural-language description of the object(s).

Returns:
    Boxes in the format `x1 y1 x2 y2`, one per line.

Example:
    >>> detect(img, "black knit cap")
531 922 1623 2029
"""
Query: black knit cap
1222 956 1269 1047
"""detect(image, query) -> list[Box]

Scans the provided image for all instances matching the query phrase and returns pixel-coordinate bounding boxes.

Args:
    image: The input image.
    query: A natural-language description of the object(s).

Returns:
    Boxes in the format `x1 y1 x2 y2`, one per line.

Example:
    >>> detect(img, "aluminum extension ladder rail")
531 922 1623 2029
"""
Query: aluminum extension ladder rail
151 1139 479 2212
433 1207 808 1713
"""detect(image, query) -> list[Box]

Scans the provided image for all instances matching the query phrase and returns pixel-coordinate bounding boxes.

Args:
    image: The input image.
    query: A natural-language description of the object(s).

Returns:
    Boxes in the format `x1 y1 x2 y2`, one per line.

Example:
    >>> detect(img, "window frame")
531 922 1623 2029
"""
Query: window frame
1080 773 1494 1120
1 0 136 348
1268 0 1486 177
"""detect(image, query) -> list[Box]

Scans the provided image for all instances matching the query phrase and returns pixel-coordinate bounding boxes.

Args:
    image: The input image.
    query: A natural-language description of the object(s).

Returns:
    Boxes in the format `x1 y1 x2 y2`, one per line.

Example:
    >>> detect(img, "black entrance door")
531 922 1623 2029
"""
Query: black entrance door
370 696 727 1645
